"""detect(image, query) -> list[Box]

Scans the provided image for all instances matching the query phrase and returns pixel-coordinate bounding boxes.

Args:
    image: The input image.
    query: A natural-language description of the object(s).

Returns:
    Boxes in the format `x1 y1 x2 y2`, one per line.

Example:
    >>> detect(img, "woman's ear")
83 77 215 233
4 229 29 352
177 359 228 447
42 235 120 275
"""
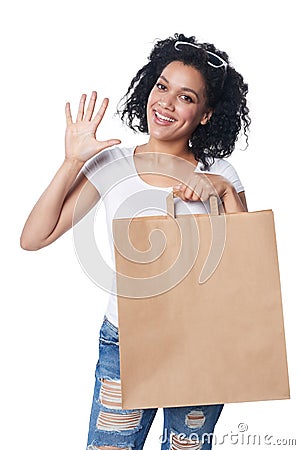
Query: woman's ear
200 110 213 125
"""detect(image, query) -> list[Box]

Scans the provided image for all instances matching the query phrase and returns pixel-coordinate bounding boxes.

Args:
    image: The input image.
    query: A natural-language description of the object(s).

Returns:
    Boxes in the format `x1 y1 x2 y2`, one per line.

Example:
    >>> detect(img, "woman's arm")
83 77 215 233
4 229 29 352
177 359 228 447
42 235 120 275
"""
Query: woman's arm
20 164 99 250
20 92 121 250
219 184 248 213
238 191 248 211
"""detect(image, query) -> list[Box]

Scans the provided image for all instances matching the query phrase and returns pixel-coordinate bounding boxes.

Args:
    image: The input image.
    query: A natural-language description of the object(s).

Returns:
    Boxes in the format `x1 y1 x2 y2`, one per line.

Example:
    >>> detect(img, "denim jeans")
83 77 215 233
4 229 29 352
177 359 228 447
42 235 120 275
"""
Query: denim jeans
87 316 223 450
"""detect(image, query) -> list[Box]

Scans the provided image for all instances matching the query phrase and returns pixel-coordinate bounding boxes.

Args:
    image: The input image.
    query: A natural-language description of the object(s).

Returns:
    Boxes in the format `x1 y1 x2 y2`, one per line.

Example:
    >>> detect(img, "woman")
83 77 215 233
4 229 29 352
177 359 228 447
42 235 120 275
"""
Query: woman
21 33 250 450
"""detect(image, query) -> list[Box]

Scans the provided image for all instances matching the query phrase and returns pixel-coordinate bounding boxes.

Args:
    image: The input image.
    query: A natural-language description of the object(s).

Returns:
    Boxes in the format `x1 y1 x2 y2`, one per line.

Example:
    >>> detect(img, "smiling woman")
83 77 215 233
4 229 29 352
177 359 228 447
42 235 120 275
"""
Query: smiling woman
119 33 250 172
20 32 250 449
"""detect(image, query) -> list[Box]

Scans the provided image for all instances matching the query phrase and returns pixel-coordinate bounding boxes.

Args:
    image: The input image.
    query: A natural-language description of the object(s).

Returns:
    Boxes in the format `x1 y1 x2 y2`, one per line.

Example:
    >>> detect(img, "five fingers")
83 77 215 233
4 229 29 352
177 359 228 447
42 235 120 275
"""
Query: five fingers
65 91 109 125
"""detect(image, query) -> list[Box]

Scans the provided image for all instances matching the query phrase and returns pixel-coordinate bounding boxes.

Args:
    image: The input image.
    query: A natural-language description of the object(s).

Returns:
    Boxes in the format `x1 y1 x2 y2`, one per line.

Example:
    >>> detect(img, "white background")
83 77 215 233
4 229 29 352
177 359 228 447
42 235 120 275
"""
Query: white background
1 0 299 448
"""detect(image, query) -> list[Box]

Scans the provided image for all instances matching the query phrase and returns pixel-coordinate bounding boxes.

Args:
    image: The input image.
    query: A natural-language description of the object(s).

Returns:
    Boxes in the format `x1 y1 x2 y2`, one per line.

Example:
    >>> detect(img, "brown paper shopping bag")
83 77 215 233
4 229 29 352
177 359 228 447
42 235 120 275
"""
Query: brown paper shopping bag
112 194 290 409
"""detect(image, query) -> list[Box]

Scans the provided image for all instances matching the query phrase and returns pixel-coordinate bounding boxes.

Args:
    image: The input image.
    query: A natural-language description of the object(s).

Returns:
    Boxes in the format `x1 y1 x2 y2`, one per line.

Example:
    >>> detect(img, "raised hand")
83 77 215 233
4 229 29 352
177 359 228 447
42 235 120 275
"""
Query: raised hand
65 91 121 163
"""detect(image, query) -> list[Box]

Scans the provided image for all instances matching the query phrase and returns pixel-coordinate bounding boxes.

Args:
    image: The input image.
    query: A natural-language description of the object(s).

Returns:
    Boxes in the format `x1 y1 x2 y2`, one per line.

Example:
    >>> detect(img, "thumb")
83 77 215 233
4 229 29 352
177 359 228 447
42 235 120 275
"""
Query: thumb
99 139 122 150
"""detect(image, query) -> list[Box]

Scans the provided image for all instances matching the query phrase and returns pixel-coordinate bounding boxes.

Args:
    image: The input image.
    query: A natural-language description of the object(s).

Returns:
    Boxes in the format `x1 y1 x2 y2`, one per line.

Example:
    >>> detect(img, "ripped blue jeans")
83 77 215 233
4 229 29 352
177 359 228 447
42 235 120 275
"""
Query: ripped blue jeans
87 316 223 450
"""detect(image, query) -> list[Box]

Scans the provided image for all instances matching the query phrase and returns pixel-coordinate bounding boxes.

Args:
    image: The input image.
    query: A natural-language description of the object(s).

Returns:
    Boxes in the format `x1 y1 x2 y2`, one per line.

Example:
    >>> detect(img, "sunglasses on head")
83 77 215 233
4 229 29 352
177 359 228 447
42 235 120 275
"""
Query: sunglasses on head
174 41 228 71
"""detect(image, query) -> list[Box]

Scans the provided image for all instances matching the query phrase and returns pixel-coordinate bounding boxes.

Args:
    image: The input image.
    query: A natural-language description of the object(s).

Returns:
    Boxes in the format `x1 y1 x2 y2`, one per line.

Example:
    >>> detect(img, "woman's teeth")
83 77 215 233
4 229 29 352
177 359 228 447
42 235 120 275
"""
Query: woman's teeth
155 111 175 122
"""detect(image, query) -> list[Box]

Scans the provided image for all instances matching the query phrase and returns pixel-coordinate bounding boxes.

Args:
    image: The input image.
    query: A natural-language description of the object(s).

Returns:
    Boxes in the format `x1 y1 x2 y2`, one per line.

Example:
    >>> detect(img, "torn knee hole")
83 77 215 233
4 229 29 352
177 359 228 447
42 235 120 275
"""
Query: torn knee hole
97 378 142 432
97 409 143 432
100 378 122 409
185 410 206 429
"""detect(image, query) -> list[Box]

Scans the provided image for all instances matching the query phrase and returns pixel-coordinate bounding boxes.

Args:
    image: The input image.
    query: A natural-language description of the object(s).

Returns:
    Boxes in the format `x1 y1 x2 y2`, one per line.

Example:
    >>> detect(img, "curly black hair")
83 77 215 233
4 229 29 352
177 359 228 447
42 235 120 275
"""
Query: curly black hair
118 33 251 170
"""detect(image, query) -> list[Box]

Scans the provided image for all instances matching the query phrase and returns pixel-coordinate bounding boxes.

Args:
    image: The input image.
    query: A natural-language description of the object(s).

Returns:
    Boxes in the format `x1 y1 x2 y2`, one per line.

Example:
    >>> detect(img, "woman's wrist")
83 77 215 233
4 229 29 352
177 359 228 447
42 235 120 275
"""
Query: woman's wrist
63 156 85 171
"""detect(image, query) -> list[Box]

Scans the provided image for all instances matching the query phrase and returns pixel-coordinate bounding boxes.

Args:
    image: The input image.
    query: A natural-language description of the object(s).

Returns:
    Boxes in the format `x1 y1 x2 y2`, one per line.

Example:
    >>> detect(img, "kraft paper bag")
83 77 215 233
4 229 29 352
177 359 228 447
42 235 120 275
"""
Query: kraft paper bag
112 193 290 409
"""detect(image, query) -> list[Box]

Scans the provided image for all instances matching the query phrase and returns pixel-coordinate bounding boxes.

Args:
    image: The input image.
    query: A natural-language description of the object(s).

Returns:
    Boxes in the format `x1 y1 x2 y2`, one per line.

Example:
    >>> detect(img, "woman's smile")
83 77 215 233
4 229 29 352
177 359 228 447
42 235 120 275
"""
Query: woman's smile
153 108 177 125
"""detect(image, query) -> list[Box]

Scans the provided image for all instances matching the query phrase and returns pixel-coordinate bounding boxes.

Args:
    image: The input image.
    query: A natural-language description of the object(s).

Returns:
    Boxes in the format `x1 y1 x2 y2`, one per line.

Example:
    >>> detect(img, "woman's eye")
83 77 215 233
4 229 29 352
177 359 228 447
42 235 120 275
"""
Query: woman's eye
180 95 193 103
156 83 166 90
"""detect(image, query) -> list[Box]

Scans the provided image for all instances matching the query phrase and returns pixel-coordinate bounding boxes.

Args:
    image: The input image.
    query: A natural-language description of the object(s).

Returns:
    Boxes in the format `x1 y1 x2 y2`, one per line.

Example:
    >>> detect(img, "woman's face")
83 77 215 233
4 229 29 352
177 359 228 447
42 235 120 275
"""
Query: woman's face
146 61 211 145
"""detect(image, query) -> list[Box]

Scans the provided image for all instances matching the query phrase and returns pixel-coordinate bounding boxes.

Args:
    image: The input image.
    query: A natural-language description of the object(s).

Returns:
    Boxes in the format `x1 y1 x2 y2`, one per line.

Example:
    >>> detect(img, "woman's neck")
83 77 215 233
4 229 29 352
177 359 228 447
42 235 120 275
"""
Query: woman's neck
139 138 191 158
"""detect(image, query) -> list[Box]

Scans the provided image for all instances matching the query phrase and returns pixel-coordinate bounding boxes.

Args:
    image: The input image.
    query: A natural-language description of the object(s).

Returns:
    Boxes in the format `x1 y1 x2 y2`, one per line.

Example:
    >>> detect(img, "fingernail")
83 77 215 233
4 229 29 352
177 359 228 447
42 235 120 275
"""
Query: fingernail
173 184 183 190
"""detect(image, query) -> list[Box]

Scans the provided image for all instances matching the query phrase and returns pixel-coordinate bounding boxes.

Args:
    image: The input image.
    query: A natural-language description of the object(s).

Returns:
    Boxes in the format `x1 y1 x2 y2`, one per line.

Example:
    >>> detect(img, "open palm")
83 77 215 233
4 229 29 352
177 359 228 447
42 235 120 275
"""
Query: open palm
65 91 121 163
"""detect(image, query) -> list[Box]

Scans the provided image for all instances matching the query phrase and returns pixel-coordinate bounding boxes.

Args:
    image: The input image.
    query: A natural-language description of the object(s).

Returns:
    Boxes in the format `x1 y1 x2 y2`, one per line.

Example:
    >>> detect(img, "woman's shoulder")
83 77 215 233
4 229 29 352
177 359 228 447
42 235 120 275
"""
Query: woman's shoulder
209 157 238 175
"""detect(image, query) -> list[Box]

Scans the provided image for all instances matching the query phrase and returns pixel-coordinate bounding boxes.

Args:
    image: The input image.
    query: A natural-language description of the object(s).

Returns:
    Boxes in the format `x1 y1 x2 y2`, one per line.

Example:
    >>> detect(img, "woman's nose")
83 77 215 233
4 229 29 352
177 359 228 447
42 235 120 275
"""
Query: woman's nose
158 96 175 110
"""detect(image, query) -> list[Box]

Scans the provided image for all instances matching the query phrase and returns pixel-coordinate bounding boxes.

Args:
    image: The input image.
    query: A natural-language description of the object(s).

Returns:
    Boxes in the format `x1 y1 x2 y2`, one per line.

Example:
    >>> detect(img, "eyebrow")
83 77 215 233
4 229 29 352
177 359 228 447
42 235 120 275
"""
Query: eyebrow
159 75 200 100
